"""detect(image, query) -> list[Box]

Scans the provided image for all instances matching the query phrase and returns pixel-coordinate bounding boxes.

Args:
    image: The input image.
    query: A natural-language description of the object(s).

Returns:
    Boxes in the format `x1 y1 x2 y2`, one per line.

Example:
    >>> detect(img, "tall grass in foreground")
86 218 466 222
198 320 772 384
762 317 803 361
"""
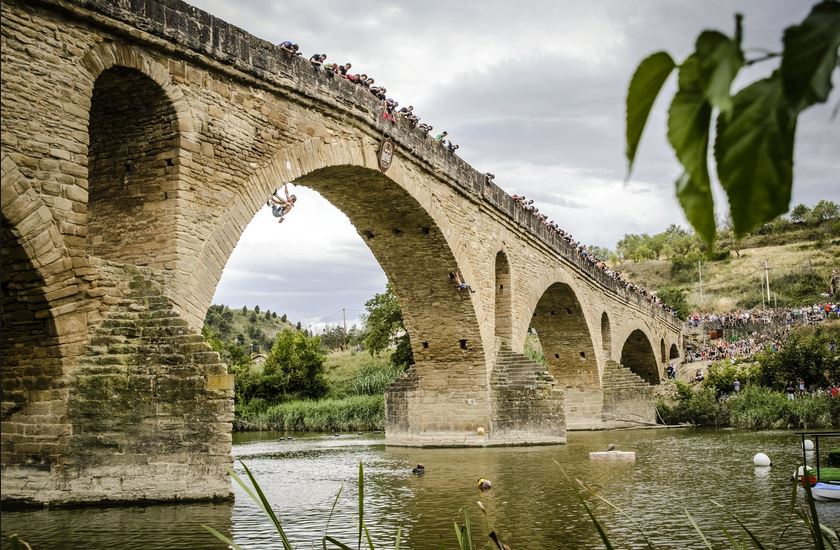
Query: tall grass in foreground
235 395 384 432
206 459 838 549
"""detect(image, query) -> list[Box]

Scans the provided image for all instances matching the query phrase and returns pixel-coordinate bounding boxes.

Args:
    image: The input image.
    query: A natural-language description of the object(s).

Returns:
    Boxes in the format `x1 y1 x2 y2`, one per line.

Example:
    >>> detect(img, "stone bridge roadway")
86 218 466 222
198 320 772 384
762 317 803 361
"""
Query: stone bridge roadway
0 0 683 504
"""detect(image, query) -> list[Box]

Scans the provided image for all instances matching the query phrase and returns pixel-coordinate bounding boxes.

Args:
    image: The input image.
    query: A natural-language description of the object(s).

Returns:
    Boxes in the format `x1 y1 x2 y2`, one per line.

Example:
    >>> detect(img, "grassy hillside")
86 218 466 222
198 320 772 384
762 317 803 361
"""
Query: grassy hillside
614 231 839 313
204 304 296 353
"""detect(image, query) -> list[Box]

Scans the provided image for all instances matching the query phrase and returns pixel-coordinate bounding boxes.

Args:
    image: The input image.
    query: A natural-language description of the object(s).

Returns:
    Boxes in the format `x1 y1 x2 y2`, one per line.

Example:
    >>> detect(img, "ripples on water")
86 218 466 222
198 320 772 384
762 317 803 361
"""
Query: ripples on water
2 429 838 549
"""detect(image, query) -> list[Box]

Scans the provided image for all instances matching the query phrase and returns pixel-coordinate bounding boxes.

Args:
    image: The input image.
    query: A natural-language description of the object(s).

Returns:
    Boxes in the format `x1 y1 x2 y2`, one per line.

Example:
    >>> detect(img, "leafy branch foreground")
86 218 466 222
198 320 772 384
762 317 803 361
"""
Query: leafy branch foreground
204 459 839 549
626 1 840 244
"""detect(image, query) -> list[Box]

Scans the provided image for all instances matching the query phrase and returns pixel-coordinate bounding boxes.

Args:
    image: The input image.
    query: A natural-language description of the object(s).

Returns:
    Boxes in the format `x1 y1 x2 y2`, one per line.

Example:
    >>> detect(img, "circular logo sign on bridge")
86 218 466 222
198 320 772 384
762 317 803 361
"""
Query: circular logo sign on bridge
378 138 395 172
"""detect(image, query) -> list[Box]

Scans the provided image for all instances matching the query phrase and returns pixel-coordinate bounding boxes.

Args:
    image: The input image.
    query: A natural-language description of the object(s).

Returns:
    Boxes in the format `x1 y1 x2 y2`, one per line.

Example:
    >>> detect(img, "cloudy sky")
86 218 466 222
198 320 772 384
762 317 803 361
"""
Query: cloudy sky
192 0 840 330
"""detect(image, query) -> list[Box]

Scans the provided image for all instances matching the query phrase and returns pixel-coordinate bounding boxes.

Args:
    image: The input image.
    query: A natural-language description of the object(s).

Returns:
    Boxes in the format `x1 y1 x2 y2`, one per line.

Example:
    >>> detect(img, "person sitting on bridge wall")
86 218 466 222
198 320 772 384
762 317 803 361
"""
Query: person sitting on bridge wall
434 131 448 143
446 141 459 153
267 184 297 224
450 270 475 294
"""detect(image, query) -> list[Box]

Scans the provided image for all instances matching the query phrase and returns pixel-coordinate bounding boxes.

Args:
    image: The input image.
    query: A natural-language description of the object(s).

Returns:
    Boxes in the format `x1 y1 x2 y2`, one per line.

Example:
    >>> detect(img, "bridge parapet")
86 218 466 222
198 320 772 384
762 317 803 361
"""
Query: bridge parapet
53 0 679 329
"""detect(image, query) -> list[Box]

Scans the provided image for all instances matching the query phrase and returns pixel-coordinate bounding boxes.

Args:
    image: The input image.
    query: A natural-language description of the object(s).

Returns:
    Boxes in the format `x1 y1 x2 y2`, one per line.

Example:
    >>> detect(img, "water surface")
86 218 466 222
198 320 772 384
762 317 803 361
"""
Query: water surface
3 429 838 549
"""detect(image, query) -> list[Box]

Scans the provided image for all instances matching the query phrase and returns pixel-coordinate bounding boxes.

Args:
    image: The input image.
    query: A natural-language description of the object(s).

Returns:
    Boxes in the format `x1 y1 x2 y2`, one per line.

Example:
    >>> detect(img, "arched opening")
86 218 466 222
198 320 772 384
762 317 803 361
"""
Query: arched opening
87 66 180 266
529 282 599 428
660 338 666 364
494 251 512 343
620 329 659 385
0 219 65 468
210 164 488 442
669 343 680 360
600 312 611 358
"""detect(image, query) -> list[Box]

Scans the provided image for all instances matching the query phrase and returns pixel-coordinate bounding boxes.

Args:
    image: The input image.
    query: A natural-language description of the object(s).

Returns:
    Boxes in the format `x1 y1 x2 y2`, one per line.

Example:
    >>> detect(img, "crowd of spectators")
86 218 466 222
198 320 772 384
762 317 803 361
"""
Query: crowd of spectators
683 302 838 364
684 330 787 364
687 302 839 329
277 40 461 153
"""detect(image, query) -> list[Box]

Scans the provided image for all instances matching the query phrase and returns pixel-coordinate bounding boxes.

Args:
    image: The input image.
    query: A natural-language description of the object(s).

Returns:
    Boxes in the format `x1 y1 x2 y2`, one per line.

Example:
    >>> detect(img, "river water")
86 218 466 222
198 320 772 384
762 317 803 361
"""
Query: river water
2 428 838 549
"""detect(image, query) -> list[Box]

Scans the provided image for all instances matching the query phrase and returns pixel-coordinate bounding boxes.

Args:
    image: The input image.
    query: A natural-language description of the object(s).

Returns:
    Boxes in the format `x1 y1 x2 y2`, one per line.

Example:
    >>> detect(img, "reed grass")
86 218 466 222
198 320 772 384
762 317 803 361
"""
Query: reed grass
235 395 384 432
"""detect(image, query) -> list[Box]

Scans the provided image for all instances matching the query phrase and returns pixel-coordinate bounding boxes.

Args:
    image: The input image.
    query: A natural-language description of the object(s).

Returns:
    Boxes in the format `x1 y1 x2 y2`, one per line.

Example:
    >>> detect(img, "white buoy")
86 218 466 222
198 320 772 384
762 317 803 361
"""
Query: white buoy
753 452 772 467
804 439 815 451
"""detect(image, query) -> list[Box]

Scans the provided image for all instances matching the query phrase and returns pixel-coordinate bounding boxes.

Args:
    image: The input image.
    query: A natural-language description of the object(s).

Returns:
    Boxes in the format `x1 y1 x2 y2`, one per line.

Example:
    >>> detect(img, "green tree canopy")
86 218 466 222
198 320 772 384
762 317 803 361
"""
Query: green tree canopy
362 285 414 368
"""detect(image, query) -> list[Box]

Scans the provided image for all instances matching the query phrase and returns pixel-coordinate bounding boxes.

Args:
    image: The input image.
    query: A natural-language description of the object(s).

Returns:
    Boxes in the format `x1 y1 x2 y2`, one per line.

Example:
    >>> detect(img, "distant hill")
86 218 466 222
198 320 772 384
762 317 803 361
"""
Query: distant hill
204 304 296 353
612 219 839 313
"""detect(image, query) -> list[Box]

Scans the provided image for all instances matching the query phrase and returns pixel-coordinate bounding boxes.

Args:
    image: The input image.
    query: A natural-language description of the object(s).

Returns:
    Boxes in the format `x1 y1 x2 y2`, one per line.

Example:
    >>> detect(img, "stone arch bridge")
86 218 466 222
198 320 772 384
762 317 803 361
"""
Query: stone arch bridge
0 0 683 505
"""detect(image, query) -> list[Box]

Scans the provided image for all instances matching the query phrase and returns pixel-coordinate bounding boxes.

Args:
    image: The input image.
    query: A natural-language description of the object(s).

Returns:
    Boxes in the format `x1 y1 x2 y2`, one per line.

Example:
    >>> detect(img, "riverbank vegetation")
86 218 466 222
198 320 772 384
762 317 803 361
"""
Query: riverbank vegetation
206 286 409 432
658 322 840 428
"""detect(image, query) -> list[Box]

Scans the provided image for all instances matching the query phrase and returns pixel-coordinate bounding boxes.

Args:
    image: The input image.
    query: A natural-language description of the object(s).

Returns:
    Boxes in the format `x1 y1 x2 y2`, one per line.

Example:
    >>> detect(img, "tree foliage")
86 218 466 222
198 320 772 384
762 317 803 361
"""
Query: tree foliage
239 330 328 403
755 323 840 390
626 1 840 243
362 285 414 368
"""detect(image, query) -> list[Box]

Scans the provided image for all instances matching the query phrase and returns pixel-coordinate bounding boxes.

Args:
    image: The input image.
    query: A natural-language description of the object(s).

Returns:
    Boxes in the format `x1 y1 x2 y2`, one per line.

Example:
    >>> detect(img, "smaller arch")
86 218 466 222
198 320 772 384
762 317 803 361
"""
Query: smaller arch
600 312 611 357
620 329 659 385
494 250 512 342
669 343 680 360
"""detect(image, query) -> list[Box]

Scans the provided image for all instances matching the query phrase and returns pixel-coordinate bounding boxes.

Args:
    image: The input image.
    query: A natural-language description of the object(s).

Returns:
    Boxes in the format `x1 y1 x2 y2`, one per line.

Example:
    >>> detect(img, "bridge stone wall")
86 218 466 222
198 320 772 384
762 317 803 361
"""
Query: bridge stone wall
1 0 683 504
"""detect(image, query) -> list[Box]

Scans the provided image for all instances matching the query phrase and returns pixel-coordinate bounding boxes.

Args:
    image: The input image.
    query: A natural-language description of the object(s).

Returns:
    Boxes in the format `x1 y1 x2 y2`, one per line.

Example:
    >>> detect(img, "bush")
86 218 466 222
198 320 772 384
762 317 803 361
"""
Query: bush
757 322 840 390
726 387 833 429
657 381 726 426
657 286 690 319
703 361 762 398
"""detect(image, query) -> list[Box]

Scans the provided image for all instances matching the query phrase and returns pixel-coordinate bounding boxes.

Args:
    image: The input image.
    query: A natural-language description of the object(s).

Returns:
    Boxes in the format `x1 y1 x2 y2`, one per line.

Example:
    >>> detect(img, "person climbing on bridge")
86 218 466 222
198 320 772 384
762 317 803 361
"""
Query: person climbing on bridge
450 270 475 294
266 184 297 224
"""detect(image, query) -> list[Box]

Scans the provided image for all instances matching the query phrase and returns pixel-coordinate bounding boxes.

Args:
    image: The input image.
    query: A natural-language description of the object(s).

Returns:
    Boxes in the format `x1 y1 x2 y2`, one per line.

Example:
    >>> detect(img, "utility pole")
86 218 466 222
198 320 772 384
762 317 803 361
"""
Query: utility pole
760 271 765 309
698 260 703 305
342 308 348 350
764 259 771 305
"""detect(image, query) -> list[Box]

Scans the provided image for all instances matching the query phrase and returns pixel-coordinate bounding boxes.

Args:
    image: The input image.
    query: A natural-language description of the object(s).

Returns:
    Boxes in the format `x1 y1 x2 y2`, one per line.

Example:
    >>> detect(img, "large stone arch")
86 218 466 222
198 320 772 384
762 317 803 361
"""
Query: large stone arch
620 329 659 385
494 250 513 344
82 43 188 269
526 280 600 428
183 137 489 443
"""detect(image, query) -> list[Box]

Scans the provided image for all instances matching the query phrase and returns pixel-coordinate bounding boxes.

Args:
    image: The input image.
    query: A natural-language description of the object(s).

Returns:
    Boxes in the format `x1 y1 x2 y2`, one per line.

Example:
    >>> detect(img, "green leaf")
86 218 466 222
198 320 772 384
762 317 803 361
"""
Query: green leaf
625 51 677 178
695 30 744 114
358 462 364 550
667 55 715 243
202 525 245 550
781 1 840 113
714 74 795 236
676 172 716 245
683 509 713 549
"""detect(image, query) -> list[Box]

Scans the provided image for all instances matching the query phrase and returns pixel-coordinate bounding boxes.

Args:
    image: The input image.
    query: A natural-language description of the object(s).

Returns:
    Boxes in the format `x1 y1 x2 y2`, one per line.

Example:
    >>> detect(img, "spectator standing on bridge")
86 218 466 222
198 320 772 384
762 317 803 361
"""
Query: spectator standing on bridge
267 184 297 224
